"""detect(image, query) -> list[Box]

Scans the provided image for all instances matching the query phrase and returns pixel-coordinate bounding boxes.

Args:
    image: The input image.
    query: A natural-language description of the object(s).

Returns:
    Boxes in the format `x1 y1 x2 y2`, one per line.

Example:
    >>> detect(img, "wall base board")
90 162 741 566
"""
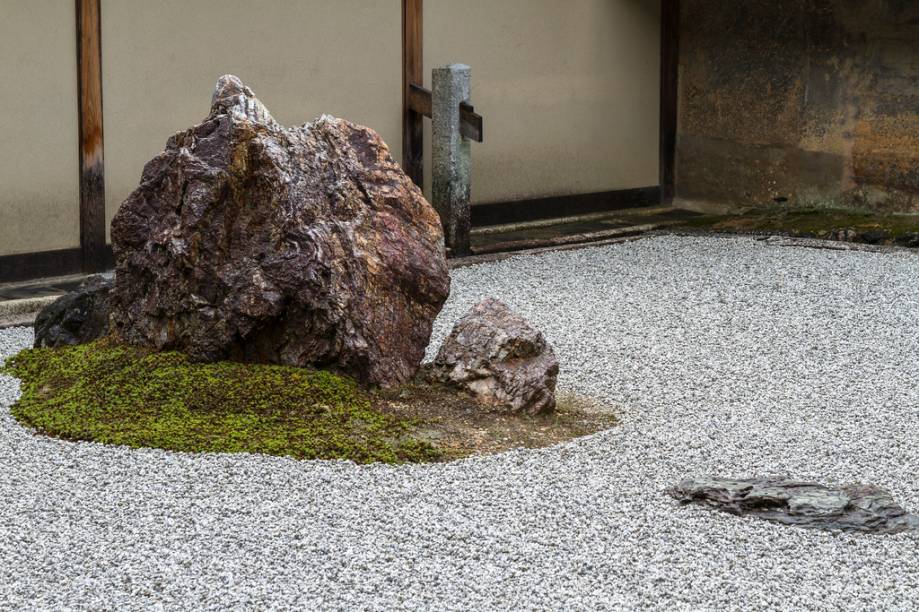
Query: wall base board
0 246 114 284
472 186 661 228
3 186 662 283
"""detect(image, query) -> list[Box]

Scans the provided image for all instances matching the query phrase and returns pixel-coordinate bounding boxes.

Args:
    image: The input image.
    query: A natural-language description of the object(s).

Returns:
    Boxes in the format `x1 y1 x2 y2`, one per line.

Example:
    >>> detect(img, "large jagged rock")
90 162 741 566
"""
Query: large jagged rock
431 298 559 415
669 477 919 534
109 75 450 386
33 275 112 348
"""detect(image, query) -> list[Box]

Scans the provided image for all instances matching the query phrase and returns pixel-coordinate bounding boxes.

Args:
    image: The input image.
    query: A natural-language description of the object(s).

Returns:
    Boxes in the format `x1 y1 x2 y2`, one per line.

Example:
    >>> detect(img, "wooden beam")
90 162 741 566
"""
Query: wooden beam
459 102 483 143
409 84 483 143
408 83 432 117
660 0 680 204
76 0 106 273
402 0 424 186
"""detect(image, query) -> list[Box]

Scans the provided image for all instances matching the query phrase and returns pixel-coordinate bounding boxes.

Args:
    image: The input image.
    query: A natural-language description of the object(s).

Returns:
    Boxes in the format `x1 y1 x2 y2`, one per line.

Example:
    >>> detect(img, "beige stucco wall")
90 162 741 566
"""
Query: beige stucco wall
0 1 80 257
2 0 660 263
424 0 661 204
101 0 402 237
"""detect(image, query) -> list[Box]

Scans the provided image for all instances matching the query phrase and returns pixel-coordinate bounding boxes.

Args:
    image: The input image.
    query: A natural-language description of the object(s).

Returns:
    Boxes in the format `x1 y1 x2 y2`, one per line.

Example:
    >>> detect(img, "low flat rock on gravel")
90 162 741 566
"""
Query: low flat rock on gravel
2 235 918 610
669 476 919 534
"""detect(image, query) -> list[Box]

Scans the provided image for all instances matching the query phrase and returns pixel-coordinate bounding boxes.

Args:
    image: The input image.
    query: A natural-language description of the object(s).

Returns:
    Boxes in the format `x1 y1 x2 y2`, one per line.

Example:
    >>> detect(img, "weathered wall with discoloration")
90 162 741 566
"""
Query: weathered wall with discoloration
676 0 919 212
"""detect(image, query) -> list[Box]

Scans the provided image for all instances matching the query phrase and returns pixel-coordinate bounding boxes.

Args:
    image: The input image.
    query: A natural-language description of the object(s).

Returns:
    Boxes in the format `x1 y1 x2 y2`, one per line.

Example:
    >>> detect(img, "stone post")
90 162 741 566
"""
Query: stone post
432 64 472 256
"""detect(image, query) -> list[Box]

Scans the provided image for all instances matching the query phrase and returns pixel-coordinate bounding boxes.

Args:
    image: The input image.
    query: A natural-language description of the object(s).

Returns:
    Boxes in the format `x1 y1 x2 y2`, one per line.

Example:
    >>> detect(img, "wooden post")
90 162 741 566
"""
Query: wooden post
432 64 472 256
402 0 424 187
660 0 679 204
76 0 106 273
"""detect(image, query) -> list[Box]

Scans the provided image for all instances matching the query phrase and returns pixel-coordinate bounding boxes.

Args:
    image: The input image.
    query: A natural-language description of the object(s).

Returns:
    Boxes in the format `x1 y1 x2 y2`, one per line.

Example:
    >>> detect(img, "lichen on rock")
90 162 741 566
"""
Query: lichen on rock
109 75 450 386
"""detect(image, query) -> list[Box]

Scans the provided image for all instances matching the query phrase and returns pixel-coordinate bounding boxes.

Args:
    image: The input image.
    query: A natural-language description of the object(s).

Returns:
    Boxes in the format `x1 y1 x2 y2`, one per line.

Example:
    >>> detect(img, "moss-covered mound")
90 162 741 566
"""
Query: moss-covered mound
2 340 437 464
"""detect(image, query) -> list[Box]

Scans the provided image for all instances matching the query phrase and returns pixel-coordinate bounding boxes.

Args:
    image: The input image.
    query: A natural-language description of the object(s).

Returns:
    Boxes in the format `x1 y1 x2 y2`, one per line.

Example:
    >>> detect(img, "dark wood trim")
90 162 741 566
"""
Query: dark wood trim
471 227 650 257
76 0 107 273
408 82 432 117
402 0 424 186
0 246 114 285
471 186 661 228
660 0 679 204
408 84 483 143
459 101 483 143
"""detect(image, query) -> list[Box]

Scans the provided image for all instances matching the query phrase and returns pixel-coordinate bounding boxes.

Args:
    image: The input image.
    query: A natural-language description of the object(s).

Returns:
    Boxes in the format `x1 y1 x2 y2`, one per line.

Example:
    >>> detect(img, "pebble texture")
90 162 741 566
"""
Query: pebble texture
2 235 918 610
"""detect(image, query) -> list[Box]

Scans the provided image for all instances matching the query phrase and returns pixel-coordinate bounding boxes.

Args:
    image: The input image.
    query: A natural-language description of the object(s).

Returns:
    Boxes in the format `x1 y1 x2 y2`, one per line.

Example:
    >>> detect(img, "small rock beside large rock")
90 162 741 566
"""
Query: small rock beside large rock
33 275 112 348
669 476 919 534
430 298 559 415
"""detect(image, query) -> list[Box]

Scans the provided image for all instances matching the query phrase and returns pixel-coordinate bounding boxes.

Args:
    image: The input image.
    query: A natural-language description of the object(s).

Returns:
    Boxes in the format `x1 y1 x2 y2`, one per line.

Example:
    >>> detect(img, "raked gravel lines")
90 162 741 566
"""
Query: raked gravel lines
1 235 918 610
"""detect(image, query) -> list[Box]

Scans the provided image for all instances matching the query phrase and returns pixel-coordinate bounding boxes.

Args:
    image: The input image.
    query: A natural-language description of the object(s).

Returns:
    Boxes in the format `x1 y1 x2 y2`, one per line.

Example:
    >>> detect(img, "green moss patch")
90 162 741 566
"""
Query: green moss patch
2 341 619 464
677 207 919 244
2 340 438 464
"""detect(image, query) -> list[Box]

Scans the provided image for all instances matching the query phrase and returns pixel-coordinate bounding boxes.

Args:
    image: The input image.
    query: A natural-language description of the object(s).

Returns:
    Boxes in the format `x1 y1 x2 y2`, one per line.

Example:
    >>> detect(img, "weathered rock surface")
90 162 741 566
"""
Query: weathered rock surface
669 477 919 534
431 298 558 415
34 275 112 348
109 75 450 386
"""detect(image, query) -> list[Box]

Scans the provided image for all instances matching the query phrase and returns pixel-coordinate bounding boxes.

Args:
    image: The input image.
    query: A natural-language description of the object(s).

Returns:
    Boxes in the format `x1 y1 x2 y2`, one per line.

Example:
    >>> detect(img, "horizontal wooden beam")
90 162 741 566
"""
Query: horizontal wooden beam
408 83 431 117
409 84 484 143
459 101 484 143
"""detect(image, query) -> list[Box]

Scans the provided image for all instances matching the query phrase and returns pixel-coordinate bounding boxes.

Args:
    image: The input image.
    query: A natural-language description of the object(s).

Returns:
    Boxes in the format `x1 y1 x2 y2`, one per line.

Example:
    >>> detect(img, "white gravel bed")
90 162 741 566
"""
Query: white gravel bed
2 235 918 610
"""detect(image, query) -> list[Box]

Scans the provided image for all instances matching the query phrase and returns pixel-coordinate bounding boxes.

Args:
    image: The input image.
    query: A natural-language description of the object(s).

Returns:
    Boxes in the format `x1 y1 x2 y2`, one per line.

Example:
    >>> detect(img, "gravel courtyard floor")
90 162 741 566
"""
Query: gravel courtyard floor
2 235 918 610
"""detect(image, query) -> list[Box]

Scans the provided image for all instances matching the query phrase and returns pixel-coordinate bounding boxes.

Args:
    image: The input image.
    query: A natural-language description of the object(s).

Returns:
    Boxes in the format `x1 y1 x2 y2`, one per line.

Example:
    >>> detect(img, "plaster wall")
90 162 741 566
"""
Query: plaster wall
677 0 919 212
424 0 662 204
2 0 664 263
101 0 403 238
0 1 80 257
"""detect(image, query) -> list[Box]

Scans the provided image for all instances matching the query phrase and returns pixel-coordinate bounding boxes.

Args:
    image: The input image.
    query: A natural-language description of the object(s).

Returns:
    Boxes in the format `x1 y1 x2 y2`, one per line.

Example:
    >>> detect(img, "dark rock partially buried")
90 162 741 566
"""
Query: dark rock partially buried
34 275 112 348
431 298 559 415
669 477 919 534
895 232 919 248
109 75 450 387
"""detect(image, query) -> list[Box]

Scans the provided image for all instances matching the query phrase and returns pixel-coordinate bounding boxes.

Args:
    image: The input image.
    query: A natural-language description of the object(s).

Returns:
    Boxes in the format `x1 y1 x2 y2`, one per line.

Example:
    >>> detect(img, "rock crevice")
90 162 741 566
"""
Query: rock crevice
109 75 450 386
